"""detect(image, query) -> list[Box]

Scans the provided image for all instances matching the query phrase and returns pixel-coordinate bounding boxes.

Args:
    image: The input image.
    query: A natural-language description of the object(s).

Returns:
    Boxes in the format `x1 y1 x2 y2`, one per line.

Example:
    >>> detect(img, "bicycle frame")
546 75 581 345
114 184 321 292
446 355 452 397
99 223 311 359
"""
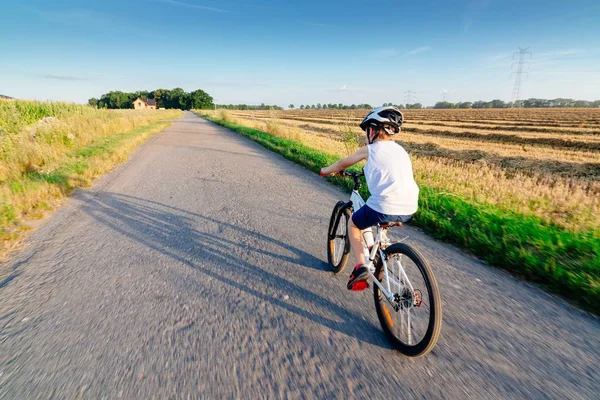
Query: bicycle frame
349 188 415 310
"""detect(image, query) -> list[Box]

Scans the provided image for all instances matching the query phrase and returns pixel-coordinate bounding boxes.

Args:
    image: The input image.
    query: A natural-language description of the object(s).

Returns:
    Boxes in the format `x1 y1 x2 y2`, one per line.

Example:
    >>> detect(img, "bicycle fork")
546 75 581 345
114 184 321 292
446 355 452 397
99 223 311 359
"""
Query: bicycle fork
365 247 416 312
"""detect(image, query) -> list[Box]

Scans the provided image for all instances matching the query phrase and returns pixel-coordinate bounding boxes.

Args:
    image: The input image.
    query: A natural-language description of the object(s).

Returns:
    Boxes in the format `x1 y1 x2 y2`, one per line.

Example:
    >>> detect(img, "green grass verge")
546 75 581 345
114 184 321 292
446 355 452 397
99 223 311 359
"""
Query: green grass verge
25 122 168 189
196 112 600 315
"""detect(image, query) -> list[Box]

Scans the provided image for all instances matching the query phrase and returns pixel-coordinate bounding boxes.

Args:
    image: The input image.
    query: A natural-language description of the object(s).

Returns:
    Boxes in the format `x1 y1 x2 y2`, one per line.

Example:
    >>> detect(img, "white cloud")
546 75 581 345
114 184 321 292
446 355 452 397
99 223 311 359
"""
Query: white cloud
157 0 228 13
406 46 431 56
40 74 89 81
35 9 118 28
326 85 363 93
536 48 587 58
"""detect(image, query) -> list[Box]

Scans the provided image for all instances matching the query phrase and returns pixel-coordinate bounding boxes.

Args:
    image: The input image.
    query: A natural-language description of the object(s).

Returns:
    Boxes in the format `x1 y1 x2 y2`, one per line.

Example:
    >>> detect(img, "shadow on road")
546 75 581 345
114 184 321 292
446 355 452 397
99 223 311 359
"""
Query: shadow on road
79 191 391 349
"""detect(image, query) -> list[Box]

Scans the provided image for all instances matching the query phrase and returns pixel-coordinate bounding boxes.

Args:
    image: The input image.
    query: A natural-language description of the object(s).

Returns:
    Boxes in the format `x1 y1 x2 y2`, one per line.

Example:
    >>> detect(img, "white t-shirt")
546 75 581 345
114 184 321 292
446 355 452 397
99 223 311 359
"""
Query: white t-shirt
364 141 419 215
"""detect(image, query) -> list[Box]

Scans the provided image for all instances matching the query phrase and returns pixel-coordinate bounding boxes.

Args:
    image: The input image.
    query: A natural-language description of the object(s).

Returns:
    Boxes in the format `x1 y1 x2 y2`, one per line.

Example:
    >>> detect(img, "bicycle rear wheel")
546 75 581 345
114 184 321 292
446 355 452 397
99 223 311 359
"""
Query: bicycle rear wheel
373 243 442 357
327 202 351 274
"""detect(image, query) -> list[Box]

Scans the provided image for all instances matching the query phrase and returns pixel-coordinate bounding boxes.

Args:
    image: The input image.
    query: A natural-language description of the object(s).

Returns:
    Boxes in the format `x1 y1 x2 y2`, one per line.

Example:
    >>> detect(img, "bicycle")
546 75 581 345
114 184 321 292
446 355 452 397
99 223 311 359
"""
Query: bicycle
326 170 442 357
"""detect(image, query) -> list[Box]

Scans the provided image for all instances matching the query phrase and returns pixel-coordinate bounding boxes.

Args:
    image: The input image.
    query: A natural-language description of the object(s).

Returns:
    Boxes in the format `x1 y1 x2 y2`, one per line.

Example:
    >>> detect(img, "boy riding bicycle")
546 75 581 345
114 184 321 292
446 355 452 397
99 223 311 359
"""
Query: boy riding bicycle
320 106 419 291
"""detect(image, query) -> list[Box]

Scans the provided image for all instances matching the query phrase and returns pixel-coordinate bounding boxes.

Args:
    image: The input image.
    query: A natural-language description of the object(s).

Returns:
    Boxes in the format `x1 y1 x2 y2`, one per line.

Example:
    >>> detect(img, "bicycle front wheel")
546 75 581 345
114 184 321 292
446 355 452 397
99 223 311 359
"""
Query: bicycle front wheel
327 202 351 274
373 243 442 357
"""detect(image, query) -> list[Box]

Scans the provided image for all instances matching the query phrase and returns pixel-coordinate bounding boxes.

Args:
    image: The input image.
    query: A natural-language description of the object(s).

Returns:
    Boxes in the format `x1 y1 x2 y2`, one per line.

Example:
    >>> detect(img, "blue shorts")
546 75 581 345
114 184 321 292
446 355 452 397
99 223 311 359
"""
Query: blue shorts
351 205 412 230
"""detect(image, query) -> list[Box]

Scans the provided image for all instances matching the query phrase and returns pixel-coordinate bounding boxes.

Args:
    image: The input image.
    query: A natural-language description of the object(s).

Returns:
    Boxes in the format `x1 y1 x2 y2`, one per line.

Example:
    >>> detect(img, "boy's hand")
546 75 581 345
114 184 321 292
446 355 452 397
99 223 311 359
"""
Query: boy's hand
320 168 344 177
320 168 331 177
320 147 367 178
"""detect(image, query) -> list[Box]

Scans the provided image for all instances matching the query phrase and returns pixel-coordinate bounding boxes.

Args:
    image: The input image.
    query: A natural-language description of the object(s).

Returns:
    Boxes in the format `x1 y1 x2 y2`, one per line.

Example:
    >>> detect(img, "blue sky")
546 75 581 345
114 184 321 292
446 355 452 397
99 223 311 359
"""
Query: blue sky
1 0 599 106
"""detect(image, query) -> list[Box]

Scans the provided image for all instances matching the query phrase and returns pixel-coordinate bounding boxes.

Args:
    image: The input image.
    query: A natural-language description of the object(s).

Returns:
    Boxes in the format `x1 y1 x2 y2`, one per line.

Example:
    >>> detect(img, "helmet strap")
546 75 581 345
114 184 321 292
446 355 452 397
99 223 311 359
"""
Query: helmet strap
367 127 380 144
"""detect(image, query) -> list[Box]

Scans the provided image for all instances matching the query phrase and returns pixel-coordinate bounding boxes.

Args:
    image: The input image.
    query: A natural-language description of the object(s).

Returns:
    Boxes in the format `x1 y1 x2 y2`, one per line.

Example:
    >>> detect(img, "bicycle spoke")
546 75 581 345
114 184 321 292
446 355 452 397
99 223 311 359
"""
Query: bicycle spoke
407 309 412 345
332 212 347 265
384 254 430 346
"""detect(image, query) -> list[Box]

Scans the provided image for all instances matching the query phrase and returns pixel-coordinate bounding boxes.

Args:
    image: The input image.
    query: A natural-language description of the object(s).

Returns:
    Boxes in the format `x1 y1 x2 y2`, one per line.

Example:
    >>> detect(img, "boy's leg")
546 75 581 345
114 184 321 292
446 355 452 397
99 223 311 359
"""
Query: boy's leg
347 206 374 291
348 218 365 266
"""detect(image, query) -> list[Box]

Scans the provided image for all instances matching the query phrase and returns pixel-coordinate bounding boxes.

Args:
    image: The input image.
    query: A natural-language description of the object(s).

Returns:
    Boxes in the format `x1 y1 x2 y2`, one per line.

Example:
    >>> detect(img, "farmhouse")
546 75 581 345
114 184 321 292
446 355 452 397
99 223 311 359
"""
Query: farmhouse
133 98 156 110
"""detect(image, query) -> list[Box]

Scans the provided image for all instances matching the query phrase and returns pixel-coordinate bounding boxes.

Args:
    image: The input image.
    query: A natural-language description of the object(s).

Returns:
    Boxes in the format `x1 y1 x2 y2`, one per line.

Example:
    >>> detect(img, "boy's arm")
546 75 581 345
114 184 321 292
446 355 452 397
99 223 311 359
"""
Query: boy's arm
320 146 368 176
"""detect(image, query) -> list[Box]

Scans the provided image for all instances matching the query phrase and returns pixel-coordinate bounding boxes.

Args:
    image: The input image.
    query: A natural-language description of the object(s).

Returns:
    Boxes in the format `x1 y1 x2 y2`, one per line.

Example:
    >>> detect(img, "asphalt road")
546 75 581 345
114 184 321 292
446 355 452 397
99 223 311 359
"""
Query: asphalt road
1 111 598 399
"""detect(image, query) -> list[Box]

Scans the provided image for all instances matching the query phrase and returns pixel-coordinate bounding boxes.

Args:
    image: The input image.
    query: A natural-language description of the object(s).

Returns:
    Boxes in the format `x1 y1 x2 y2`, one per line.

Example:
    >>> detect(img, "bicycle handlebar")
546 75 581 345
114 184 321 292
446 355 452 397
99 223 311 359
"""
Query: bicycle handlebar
320 169 363 189
341 170 364 190
342 170 364 178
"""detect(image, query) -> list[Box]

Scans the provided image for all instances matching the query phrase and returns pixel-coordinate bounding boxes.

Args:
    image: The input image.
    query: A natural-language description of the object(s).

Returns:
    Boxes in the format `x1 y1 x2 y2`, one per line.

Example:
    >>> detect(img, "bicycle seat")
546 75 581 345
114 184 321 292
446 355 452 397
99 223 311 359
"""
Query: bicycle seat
378 222 403 229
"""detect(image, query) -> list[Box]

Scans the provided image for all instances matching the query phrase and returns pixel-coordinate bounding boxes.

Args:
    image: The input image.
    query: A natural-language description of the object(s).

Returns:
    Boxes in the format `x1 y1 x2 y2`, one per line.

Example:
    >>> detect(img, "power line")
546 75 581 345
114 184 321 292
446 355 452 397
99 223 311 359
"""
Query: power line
511 47 531 107
544 55 600 61
529 69 600 73
404 90 416 105
440 90 448 102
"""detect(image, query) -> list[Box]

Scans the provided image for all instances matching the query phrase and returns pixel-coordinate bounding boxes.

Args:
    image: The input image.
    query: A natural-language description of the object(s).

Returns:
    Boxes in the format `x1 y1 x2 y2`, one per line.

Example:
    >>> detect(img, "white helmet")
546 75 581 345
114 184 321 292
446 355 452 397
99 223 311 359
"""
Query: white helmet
359 106 404 134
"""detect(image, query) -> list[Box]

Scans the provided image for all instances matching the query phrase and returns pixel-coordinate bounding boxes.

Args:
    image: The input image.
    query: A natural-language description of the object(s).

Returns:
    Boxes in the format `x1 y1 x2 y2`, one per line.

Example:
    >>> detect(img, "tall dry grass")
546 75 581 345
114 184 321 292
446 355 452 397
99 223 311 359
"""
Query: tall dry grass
206 111 349 155
0 101 176 182
0 100 181 253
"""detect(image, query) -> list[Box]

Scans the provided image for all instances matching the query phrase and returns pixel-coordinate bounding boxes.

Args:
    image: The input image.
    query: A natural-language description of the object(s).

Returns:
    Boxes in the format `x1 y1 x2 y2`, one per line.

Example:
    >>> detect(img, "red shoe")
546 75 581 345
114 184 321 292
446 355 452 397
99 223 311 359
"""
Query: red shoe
347 264 369 291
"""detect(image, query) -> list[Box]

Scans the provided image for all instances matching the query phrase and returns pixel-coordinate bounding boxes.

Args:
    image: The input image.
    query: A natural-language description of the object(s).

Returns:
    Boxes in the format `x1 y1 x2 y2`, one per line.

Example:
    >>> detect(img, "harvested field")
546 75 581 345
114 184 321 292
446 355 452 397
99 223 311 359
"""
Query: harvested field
230 115 600 170
209 108 600 234
260 108 600 124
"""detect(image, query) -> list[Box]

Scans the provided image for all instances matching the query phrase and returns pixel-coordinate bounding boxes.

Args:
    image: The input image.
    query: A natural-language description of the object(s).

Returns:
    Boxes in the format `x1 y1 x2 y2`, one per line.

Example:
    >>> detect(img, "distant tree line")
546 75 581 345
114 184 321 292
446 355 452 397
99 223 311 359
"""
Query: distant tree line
88 88 214 110
216 103 283 110
297 103 372 110
382 102 423 109
432 98 600 109
288 103 422 110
